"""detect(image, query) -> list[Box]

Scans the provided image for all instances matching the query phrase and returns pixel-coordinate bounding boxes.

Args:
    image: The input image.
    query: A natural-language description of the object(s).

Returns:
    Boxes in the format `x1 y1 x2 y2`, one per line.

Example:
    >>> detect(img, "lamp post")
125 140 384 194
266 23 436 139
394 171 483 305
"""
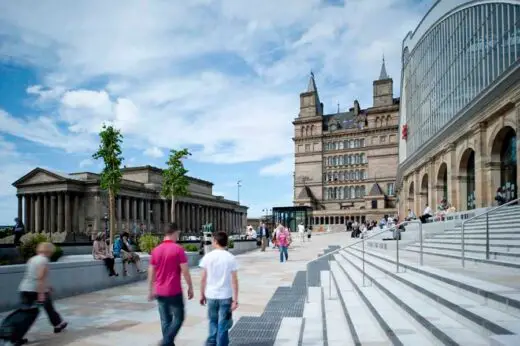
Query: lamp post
237 180 242 204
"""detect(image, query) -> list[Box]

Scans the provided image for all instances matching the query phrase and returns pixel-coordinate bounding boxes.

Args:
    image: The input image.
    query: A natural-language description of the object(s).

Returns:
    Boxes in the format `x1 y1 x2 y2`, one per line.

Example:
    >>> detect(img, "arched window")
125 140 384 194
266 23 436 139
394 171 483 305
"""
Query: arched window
339 172 344 181
360 153 365 163
328 173 332 181
339 141 343 150
350 186 355 199
339 188 344 199
348 155 352 164
355 139 360 148
344 186 349 199
339 156 344 165
356 154 360 164
360 170 365 180
334 172 338 181
361 186 366 196
360 139 365 147
332 157 337 166
349 140 354 148
344 140 348 148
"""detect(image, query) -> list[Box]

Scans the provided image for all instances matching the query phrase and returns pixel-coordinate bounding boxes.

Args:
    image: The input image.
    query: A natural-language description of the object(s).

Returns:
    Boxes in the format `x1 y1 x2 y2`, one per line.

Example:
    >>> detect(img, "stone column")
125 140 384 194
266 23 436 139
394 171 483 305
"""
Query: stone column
125 197 130 231
64 192 71 233
43 194 48 233
117 197 122 233
163 200 168 225
139 199 145 225
29 195 35 233
74 194 79 232
133 198 138 225
516 104 520 200
50 194 56 234
17 195 23 221
446 143 457 209
428 159 435 208
57 193 63 233
154 200 161 233
24 195 30 232
473 123 488 208
34 195 41 233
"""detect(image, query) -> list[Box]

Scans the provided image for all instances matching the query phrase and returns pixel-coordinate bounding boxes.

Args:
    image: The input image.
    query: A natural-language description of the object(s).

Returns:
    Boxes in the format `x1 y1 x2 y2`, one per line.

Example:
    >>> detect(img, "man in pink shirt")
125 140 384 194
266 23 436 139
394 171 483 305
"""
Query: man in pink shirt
148 223 194 346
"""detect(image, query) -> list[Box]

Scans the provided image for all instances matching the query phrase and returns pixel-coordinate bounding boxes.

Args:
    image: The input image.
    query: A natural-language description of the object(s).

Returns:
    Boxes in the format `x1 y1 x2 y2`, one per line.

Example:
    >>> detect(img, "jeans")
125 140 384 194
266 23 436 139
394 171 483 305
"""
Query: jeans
157 294 185 346
20 291 62 327
206 298 233 346
279 246 288 262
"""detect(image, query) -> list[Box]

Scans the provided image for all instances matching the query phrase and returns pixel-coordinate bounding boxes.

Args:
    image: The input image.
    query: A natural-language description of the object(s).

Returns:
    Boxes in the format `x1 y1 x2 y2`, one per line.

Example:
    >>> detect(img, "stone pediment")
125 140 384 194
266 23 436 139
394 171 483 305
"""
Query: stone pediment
12 168 69 187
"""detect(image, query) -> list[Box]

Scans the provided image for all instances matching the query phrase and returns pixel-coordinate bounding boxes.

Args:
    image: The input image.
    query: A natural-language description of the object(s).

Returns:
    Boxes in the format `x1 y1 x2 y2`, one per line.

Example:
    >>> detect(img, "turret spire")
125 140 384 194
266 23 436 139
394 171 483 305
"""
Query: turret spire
379 55 389 80
307 70 317 92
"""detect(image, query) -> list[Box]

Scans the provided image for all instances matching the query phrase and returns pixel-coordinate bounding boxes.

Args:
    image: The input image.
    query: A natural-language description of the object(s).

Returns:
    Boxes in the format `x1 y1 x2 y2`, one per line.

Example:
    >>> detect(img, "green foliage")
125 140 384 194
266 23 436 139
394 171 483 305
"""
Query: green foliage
0 227 12 239
183 244 199 252
228 239 234 249
161 149 191 200
50 246 63 262
139 234 161 254
92 124 124 194
19 233 50 261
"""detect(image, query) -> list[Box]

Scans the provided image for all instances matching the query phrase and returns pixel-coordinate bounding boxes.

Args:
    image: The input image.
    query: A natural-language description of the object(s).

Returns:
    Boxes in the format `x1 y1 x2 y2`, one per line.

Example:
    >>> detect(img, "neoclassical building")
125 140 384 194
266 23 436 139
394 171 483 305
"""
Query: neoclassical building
292 65 400 225
397 0 520 216
12 166 247 241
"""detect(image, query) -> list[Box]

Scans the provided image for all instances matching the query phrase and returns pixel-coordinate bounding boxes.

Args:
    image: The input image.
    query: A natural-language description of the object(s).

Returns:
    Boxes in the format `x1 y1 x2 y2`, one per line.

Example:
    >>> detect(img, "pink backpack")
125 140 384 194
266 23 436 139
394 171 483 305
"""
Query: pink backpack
278 229 289 246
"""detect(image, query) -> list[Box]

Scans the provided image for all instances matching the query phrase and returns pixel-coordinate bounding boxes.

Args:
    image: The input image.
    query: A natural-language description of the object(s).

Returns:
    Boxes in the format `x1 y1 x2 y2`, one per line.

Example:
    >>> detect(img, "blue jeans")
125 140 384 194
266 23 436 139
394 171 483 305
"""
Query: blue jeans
157 294 185 346
206 298 233 346
279 246 288 262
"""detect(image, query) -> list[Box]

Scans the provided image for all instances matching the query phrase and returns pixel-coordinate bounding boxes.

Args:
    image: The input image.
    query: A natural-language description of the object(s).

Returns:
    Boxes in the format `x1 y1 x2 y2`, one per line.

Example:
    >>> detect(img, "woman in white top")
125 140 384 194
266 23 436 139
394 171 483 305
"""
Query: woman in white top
19 242 68 334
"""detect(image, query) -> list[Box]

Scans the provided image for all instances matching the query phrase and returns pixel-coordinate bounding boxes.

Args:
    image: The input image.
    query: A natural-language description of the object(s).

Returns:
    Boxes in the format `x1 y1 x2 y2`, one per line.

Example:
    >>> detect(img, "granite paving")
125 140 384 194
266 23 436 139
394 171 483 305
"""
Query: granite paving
1 232 348 346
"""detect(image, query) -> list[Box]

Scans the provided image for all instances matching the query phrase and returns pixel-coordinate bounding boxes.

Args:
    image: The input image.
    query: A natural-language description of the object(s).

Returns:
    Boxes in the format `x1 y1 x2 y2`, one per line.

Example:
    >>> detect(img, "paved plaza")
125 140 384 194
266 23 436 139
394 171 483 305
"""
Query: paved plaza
1 232 347 346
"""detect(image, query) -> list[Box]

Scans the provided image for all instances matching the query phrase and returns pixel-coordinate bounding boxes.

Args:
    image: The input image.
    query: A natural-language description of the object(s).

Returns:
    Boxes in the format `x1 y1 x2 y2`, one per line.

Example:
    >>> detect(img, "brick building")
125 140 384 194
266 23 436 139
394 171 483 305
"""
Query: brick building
292 62 400 226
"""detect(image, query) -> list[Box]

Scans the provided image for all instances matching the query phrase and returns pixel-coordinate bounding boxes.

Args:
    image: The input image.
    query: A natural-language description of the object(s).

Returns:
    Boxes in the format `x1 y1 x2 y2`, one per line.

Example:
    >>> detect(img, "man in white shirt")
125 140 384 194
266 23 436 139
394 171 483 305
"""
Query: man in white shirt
297 223 305 242
420 204 433 223
199 231 239 346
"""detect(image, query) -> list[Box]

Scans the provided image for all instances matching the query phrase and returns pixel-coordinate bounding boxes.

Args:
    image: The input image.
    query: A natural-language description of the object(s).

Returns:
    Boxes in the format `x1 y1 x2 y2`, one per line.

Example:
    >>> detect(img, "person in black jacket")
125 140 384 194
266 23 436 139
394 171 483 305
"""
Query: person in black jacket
13 218 25 246
257 223 270 252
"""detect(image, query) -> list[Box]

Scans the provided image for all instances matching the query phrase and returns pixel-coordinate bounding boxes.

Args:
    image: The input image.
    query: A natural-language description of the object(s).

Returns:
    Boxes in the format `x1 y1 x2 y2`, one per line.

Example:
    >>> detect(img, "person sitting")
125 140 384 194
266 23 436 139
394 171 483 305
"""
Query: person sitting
495 187 507 206
405 209 416 221
93 232 118 277
420 204 433 223
114 232 144 276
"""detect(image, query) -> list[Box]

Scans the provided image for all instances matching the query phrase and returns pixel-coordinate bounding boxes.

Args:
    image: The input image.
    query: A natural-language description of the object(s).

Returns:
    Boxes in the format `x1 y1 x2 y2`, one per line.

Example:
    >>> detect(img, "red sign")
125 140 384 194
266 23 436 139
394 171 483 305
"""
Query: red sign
402 124 408 140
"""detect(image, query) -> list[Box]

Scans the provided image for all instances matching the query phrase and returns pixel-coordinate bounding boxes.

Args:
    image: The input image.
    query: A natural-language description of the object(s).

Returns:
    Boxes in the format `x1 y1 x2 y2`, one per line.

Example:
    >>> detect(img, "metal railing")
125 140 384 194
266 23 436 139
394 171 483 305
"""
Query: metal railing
305 220 423 302
461 198 520 267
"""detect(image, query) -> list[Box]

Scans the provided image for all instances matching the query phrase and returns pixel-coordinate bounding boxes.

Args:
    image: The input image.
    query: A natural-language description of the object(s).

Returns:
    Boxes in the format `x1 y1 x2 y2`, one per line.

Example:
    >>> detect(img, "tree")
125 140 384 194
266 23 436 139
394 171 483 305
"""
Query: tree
162 149 191 224
92 124 124 244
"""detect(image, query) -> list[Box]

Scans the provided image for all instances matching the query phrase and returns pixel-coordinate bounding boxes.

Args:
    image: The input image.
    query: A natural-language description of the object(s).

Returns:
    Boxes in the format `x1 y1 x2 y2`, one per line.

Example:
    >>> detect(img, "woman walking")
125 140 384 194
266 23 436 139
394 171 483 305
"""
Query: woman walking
275 225 291 263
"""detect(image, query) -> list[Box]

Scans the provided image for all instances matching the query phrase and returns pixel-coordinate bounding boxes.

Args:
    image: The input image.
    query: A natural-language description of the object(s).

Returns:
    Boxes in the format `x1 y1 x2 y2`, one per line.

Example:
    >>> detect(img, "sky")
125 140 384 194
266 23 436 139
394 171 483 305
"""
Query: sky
0 0 431 224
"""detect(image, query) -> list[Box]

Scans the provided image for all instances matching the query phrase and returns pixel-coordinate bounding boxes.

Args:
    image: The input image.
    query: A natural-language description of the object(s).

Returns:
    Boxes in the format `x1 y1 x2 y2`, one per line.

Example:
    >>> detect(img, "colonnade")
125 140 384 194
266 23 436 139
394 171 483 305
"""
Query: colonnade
17 192 80 233
114 196 244 234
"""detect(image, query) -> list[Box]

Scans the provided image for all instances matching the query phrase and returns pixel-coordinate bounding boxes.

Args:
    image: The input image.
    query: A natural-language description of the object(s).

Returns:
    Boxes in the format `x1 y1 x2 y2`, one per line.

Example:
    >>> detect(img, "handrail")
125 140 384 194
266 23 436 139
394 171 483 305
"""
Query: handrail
305 219 423 302
461 197 520 267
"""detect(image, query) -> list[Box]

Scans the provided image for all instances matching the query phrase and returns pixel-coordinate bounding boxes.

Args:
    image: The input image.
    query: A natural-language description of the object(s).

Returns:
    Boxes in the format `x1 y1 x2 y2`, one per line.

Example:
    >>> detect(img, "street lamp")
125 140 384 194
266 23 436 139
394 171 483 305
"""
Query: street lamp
237 180 242 204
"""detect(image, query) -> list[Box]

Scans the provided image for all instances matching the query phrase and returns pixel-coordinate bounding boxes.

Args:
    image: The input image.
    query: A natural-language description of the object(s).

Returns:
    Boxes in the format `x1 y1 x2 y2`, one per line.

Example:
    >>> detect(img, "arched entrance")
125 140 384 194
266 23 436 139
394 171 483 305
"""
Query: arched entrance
407 181 415 211
436 163 448 204
420 174 429 209
459 148 476 210
491 126 517 202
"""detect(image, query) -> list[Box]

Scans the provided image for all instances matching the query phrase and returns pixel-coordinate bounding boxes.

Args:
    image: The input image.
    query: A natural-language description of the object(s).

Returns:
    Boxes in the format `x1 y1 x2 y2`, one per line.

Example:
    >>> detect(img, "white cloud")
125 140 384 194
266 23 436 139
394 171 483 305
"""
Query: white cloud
0 0 429 165
143 146 164 158
260 156 294 176
79 158 93 168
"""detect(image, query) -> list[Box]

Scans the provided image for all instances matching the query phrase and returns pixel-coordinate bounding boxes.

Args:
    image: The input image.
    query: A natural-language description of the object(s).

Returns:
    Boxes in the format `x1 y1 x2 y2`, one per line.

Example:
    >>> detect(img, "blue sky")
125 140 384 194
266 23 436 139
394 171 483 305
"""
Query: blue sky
0 0 430 224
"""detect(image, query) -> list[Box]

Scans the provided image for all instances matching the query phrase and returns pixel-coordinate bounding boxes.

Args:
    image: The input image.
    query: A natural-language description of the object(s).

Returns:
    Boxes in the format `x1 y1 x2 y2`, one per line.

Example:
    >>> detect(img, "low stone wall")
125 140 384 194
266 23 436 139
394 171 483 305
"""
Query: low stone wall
0 255 150 312
0 240 258 312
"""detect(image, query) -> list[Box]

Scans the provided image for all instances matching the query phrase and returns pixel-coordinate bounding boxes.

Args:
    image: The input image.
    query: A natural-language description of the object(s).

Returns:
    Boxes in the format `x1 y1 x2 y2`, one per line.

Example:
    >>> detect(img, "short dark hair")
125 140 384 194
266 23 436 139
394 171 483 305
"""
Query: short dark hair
166 223 179 235
214 231 228 247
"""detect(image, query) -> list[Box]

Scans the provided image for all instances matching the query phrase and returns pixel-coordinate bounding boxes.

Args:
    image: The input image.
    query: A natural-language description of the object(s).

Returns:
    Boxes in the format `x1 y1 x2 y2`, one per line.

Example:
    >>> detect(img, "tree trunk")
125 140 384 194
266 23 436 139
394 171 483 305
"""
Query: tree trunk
109 190 116 245
170 196 176 223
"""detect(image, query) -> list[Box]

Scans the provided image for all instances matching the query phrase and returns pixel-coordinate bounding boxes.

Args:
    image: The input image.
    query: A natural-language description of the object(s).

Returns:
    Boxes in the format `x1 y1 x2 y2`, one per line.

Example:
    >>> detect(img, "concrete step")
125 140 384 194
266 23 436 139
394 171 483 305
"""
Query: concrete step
320 269 353 346
416 243 520 255
433 234 520 240
404 247 520 269
407 244 520 261
301 286 324 346
336 252 490 345
347 245 520 314
274 317 303 346
329 260 388 344
343 248 520 334
425 239 520 247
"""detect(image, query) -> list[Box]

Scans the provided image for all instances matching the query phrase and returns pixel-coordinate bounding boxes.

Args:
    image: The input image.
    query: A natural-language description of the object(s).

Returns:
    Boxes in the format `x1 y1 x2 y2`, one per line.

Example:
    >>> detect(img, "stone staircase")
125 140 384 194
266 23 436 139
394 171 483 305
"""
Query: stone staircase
406 205 520 267
269 205 520 346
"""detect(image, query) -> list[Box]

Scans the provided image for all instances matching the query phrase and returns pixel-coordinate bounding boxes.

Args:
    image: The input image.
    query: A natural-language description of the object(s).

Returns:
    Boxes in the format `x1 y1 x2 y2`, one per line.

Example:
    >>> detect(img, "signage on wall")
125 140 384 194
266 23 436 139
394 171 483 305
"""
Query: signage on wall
402 124 408 140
